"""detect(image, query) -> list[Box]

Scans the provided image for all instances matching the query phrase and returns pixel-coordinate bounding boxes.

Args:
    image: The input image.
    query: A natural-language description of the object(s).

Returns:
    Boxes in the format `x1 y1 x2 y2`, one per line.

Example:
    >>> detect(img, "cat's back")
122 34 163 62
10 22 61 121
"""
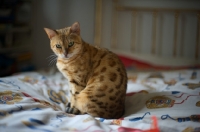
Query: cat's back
89 45 126 75
87 43 127 92
82 44 127 118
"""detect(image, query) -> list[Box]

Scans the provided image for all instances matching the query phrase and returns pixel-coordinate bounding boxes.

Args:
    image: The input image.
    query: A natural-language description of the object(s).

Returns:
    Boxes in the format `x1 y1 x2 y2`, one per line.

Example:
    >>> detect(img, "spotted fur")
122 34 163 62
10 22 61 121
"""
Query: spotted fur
44 22 127 119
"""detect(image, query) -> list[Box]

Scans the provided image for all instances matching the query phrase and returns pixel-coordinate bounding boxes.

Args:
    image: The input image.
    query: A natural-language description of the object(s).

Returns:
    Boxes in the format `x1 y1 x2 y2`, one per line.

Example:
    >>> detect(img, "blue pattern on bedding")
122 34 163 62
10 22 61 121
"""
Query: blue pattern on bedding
0 69 199 132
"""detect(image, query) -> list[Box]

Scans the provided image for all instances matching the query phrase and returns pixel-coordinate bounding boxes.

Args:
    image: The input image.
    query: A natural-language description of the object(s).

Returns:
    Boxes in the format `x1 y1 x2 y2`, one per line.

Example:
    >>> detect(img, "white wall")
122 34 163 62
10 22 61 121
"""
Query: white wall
31 0 95 69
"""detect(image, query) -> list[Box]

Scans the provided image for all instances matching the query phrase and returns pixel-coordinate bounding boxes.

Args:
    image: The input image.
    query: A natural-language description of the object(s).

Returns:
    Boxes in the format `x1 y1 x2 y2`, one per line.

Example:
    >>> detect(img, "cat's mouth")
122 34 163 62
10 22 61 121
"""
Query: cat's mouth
58 53 68 59
63 55 69 59
59 53 72 59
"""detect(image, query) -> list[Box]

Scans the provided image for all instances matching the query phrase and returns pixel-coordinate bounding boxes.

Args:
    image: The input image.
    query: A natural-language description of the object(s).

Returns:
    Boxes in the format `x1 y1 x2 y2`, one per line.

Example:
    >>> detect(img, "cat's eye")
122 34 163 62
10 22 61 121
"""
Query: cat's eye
68 42 74 47
56 44 62 49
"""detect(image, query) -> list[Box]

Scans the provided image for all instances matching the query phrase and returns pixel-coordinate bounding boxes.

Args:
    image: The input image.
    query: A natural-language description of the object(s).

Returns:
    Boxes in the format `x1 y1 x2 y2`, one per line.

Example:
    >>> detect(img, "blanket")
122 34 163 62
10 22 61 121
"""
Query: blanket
0 68 199 132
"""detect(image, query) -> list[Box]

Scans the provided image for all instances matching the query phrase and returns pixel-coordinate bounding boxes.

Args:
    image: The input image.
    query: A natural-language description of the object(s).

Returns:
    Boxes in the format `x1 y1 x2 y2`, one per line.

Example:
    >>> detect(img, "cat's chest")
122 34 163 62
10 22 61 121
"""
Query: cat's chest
57 58 89 78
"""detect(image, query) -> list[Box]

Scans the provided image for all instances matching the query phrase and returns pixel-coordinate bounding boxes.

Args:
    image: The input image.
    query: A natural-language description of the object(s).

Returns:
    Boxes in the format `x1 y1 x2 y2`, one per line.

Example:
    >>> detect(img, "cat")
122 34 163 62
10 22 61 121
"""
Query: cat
44 22 127 119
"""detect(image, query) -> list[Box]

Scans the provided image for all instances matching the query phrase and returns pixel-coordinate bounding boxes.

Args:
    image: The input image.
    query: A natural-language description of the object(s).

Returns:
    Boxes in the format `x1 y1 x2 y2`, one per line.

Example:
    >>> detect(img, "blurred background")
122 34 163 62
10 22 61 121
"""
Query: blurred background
0 0 95 77
0 0 200 77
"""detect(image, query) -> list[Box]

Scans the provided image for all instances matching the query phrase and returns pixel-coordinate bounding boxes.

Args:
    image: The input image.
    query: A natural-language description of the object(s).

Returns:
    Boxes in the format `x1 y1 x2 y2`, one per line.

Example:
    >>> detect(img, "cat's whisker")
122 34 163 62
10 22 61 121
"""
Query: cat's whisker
47 55 57 61
47 54 57 60
48 58 57 66
47 54 57 66
49 57 57 63
47 57 57 62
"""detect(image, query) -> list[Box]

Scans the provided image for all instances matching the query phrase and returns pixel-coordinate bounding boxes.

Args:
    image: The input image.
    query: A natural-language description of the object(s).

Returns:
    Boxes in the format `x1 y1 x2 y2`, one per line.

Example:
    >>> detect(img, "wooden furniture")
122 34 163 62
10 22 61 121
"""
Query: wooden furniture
94 0 200 67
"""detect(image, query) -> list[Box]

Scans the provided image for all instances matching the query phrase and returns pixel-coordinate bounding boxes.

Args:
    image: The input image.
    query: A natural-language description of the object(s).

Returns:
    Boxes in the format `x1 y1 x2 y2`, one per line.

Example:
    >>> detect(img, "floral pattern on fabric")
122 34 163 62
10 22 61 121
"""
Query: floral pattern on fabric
0 91 23 104
0 69 199 132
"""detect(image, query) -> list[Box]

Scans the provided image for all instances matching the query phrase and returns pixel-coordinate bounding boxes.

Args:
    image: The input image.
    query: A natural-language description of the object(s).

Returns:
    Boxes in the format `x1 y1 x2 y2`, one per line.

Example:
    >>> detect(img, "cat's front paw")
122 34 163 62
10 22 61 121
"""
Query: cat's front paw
66 102 80 115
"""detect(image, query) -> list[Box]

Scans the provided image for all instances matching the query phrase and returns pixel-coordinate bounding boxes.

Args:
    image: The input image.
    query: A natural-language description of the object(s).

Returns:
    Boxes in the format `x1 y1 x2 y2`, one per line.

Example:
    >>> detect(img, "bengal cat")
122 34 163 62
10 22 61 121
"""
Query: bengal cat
44 22 127 119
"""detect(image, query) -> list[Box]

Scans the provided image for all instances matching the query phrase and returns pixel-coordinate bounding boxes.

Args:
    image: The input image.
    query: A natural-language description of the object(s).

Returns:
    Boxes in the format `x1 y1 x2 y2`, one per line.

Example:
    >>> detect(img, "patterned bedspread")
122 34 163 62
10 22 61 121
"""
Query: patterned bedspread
0 68 199 132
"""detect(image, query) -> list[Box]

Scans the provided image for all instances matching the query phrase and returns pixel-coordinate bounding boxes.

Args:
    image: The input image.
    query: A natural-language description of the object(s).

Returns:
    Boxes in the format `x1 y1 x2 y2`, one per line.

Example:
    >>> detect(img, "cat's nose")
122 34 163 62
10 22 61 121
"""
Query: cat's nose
64 50 68 57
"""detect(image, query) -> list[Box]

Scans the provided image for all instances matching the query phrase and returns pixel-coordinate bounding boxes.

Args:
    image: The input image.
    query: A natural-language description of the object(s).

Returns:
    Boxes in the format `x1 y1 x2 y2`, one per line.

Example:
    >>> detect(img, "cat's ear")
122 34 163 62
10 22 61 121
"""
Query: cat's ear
70 22 80 35
44 28 57 39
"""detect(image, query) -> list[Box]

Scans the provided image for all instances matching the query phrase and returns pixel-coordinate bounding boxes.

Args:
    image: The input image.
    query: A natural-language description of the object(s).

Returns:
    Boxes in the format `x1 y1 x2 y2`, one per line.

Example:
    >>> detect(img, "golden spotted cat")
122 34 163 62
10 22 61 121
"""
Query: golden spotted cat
44 22 127 119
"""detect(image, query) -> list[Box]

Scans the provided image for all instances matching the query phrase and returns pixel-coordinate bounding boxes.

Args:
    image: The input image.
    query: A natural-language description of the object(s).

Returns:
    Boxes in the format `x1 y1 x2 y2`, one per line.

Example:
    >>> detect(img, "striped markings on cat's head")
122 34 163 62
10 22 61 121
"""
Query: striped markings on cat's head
44 22 82 59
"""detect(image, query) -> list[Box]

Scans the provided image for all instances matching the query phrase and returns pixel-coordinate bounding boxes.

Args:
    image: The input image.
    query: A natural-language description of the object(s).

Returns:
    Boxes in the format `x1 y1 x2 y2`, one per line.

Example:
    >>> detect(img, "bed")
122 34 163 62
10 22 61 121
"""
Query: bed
1 0 200 132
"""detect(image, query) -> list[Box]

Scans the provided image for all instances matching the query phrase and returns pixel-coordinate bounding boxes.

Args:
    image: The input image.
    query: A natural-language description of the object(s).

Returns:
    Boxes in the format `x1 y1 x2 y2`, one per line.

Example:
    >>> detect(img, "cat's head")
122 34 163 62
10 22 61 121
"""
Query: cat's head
44 22 82 59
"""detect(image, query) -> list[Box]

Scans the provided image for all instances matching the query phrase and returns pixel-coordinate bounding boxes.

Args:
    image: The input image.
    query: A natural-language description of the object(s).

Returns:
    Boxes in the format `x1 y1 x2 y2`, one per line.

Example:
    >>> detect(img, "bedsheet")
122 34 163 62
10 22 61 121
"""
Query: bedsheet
0 68 199 132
